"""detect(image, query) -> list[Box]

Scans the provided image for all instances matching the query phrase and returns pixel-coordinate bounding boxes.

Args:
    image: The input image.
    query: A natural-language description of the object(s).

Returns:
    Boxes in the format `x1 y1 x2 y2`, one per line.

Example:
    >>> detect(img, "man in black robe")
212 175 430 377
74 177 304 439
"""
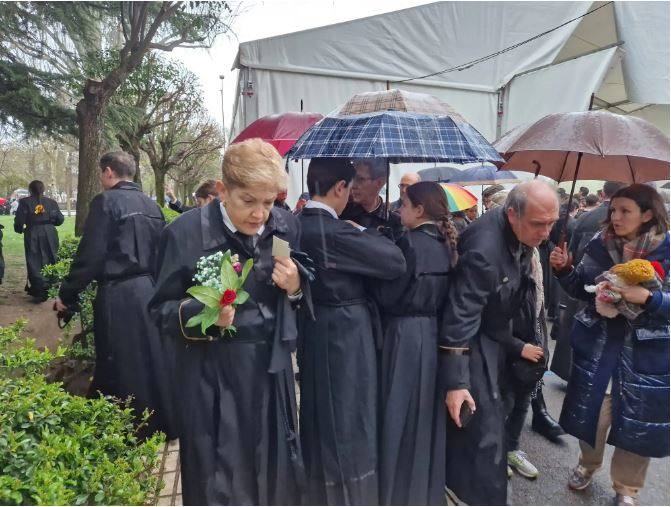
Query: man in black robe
298 158 406 505
340 158 402 235
55 151 174 440
440 181 559 505
14 180 64 300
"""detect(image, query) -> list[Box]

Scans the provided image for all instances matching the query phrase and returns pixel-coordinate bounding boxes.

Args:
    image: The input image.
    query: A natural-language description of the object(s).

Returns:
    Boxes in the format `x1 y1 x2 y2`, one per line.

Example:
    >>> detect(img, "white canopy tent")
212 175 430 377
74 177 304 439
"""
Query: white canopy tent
229 1 669 205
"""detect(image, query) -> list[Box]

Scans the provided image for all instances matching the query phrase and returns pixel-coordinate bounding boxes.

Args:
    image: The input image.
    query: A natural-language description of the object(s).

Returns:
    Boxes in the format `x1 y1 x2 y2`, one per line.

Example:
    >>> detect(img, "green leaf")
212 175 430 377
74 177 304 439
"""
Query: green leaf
234 291 250 306
185 313 204 329
220 259 239 291
186 286 221 308
239 258 254 288
200 306 220 334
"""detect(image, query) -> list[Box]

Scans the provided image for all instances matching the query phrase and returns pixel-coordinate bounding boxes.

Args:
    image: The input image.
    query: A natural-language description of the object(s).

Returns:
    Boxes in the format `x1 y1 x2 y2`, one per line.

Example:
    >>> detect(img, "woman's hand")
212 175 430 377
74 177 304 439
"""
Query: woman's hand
216 305 236 328
549 242 572 272
608 284 652 305
272 257 300 295
521 344 544 363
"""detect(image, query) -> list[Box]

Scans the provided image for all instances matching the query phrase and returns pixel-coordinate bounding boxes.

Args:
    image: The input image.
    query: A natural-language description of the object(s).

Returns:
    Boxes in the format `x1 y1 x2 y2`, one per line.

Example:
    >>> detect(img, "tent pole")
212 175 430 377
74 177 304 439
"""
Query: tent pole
300 99 305 194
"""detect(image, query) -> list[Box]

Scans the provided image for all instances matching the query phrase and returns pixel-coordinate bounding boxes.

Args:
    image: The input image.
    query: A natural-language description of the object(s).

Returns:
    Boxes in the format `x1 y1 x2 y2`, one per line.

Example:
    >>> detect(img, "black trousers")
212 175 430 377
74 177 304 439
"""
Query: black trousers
503 373 534 452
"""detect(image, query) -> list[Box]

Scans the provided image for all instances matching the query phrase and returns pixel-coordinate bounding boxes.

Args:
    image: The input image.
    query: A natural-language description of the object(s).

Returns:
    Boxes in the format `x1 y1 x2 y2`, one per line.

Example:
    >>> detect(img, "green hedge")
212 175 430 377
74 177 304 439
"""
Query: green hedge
0 320 163 505
161 206 180 224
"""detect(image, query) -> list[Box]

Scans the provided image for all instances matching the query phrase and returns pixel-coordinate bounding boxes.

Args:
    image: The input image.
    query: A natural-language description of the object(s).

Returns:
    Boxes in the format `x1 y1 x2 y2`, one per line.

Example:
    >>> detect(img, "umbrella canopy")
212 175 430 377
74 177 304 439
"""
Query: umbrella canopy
232 111 323 156
440 183 478 212
336 88 466 120
494 110 670 183
419 164 519 185
287 111 503 164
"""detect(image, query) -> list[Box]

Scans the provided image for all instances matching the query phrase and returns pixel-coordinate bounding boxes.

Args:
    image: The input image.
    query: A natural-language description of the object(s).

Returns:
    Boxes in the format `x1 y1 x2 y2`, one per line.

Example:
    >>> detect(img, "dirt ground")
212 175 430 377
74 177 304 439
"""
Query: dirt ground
0 252 67 350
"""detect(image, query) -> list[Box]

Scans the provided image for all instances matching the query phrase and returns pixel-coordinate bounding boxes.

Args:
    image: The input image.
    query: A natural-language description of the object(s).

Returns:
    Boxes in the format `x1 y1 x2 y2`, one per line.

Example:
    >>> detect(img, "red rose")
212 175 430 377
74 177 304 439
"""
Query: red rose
220 289 237 306
650 260 665 279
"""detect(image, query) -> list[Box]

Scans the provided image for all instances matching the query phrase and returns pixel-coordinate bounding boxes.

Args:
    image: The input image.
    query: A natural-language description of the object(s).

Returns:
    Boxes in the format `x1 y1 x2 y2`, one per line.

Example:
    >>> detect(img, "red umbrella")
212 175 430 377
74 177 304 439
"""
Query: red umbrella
231 112 324 156
0 198 6 205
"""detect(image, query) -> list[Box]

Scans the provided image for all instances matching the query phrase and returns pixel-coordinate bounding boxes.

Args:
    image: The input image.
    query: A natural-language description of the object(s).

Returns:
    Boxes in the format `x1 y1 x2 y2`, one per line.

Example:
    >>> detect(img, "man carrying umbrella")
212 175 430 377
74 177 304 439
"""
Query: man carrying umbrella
440 180 559 505
340 158 403 234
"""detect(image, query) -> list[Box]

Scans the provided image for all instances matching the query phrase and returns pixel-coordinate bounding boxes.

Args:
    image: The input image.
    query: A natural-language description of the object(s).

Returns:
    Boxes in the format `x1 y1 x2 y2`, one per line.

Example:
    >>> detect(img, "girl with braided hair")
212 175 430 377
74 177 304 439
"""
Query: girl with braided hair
372 181 456 505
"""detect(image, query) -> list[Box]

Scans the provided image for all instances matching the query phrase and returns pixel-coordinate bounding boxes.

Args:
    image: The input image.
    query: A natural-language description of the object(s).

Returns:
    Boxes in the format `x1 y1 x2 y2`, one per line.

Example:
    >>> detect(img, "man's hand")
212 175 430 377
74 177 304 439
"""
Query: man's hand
608 284 652 305
272 257 300 295
165 186 176 203
521 343 544 363
549 241 572 271
445 389 476 428
53 298 67 313
216 305 235 328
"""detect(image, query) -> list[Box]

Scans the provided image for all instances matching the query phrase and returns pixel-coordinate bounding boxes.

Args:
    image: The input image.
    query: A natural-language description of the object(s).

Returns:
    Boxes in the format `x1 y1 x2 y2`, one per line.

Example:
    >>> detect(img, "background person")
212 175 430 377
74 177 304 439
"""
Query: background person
167 180 217 213
14 179 64 301
550 183 669 507
390 171 420 212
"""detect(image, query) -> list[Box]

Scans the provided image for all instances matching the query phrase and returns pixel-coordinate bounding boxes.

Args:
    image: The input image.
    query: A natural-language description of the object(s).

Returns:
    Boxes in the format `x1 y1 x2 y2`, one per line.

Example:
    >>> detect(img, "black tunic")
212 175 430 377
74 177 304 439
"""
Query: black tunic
58 182 174 440
14 195 64 298
371 224 452 505
297 206 406 505
438 208 533 506
148 201 305 506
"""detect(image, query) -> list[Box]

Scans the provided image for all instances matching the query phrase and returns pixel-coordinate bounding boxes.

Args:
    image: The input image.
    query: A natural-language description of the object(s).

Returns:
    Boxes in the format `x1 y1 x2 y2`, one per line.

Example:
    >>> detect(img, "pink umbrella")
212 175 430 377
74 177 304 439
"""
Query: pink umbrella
231 111 324 156
494 110 670 183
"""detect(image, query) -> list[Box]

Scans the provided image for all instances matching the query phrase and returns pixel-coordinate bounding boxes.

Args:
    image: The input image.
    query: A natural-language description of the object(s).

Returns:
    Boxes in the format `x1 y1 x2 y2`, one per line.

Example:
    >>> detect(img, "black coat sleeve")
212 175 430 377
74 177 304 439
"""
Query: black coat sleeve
49 200 65 226
168 200 184 213
59 194 111 306
148 223 212 341
438 250 498 392
331 224 406 280
369 233 415 308
13 199 28 234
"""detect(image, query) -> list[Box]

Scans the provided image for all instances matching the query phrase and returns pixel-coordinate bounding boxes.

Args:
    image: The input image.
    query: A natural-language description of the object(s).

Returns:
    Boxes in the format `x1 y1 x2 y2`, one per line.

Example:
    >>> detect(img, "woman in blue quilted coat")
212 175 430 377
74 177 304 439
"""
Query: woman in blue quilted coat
550 184 669 507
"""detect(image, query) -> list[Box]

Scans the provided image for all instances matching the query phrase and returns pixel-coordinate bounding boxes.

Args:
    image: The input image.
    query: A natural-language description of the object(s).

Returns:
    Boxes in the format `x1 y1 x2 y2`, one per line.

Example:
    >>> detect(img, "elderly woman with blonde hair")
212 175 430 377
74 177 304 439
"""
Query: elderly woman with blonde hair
149 138 310 505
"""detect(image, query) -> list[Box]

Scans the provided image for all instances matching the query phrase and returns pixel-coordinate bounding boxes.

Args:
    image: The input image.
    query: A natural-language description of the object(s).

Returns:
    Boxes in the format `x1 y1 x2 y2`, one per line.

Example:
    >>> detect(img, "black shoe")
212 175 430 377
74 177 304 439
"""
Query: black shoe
531 390 565 443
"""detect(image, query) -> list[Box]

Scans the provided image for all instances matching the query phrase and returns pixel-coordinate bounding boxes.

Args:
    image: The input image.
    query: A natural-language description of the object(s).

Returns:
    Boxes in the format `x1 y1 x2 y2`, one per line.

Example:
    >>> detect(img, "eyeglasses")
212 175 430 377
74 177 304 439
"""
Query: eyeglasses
398 183 409 190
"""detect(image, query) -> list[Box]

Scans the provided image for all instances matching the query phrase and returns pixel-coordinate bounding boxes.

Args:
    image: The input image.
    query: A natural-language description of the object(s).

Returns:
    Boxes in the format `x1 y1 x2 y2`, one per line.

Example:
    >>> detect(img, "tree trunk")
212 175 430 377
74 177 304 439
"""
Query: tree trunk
75 81 105 236
154 170 165 208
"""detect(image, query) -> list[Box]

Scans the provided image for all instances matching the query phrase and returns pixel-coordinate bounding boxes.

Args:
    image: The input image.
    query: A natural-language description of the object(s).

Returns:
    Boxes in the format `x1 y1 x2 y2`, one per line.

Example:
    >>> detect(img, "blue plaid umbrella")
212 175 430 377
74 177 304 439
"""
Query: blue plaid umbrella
286 110 503 164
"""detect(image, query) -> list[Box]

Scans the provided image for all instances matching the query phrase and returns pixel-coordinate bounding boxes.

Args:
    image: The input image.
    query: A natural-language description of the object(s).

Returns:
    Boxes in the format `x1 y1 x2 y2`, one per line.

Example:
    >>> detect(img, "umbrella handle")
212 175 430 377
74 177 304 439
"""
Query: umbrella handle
533 160 541 179
385 160 391 221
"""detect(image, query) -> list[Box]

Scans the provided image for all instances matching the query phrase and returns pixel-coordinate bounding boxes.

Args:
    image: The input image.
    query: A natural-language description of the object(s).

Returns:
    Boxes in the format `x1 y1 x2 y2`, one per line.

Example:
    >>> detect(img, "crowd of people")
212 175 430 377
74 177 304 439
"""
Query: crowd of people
4 139 669 506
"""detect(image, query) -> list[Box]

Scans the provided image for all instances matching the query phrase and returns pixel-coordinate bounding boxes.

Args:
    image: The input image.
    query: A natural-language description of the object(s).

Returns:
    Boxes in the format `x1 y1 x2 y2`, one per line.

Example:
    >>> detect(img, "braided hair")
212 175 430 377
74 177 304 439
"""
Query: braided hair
405 181 459 266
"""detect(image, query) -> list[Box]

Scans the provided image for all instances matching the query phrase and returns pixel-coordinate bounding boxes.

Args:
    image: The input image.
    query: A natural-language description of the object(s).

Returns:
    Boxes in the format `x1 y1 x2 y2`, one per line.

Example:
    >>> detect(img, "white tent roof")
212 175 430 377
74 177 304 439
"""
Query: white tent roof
230 1 669 205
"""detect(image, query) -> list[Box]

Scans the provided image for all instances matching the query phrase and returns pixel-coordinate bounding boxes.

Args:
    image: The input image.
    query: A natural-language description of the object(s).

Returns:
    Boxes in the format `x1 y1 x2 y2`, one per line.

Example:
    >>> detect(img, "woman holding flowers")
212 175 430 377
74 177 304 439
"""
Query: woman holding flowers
149 139 309 505
550 184 669 506
13 179 64 300
372 181 457 505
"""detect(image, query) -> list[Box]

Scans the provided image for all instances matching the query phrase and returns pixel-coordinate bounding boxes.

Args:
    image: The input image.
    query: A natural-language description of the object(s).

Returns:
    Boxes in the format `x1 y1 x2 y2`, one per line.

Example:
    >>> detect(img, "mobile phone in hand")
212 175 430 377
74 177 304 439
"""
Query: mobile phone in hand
459 400 474 428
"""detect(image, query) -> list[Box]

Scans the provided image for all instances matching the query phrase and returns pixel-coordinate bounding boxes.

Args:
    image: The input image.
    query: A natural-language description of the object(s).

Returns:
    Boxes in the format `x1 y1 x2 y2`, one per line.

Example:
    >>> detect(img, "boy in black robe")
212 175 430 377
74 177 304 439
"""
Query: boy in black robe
55 152 174 440
298 158 406 505
14 180 64 300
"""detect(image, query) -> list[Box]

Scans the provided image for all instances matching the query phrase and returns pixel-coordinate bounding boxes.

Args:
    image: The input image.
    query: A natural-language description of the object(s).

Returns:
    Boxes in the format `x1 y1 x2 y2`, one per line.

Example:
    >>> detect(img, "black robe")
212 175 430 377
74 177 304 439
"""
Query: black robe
371 224 452 505
438 208 533 506
58 181 174 440
297 206 406 505
148 201 305 506
340 199 403 237
14 195 64 298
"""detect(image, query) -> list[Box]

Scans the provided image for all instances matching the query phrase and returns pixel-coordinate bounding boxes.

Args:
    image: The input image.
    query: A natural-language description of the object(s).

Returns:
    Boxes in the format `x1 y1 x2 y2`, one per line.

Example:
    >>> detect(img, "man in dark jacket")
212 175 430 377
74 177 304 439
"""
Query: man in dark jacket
439 181 559 505
340 158 402 235
54 151 174 440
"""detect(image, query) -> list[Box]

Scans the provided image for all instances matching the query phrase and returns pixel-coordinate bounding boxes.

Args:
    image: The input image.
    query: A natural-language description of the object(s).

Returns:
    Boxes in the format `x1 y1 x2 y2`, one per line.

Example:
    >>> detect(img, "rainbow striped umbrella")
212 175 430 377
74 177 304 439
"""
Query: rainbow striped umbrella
440 183 478 212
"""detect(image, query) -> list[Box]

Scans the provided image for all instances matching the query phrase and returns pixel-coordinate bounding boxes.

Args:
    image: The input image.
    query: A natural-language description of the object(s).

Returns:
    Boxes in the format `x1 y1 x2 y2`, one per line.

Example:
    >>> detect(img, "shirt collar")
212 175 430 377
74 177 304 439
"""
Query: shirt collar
305 200 338 219
219 201 265 237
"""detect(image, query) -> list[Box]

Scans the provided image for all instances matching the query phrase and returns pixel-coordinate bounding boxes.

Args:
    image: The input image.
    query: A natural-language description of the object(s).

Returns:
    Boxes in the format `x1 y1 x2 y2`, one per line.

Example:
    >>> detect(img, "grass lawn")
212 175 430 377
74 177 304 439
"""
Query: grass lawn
1 215 76 260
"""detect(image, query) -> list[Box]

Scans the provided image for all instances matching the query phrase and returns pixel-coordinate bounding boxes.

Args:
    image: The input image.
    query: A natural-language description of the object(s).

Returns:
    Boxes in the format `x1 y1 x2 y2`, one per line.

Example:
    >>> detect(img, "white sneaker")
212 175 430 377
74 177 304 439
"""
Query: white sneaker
507 450 539 479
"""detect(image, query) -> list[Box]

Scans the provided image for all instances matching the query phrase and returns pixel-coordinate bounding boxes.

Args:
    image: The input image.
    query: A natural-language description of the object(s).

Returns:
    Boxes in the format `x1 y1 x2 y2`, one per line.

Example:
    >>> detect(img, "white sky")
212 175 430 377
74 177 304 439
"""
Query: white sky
169 0 435 130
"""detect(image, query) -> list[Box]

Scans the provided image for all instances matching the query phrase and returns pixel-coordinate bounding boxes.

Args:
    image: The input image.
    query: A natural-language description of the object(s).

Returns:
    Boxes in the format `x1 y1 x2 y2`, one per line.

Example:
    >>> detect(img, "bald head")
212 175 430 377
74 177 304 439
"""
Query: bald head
399 172 421 198
505 181 560 247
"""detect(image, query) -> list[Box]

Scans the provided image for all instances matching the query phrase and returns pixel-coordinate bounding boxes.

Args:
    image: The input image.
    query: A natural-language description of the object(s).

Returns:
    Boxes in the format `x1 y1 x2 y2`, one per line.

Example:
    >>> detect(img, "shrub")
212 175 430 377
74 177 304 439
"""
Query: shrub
161 206 180 224
0 320 163 506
